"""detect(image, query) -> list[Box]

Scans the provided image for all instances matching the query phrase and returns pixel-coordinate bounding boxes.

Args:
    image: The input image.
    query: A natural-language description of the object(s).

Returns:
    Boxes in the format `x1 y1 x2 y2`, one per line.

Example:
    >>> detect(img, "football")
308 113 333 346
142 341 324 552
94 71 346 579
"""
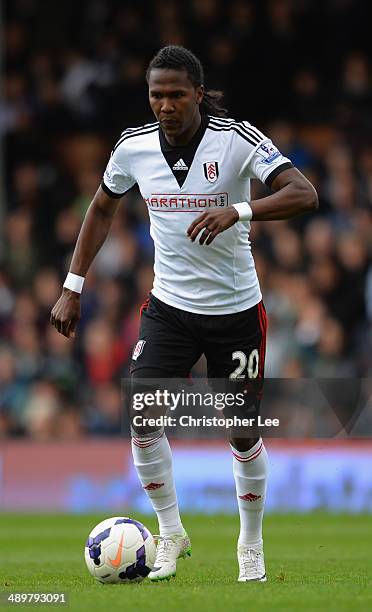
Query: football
85 517 156 583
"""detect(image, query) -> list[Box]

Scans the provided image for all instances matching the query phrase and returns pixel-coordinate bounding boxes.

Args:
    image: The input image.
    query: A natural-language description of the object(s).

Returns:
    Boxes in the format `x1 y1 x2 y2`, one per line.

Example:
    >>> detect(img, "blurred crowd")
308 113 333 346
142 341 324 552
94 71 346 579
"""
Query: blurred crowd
1 0 372 438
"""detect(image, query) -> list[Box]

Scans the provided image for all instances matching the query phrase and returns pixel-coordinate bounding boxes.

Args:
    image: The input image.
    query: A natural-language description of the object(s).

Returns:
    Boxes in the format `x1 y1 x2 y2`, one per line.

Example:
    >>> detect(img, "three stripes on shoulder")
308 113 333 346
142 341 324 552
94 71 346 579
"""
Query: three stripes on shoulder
112 116 265 153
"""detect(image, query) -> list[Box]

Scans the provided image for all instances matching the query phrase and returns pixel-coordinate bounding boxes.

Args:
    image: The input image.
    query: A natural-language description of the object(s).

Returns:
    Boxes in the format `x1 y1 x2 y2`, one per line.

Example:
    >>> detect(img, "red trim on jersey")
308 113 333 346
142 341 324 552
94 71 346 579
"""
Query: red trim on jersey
150 192 229 196
148 209 218 213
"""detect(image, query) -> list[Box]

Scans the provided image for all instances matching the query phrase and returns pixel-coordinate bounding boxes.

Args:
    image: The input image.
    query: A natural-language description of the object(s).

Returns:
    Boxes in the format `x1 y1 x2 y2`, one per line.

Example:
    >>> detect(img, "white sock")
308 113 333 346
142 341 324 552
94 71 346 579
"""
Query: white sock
230 437 268 548
131 431 183 536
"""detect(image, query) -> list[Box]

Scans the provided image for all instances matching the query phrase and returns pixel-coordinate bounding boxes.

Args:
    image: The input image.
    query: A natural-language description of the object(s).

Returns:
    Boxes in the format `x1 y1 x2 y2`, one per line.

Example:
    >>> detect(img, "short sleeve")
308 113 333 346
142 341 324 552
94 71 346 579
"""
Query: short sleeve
242 138 293 187
101 142 136 199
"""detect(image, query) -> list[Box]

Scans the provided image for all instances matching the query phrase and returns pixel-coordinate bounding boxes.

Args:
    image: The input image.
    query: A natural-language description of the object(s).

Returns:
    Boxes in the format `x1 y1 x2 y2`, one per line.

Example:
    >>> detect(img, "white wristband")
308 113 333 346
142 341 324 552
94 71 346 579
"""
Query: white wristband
233 201 253 221
63 272 85 293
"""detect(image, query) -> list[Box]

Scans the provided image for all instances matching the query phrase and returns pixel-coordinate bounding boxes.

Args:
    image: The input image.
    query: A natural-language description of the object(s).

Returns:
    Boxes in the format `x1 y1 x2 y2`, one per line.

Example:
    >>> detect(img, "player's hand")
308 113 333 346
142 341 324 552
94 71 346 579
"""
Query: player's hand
50 288 81 338
187 207 239 245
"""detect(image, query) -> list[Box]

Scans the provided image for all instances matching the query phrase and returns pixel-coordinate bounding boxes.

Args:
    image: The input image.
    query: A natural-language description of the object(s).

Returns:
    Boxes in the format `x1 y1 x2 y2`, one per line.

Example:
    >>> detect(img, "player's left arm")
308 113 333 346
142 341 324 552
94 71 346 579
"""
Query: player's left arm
246 167 318 221
187 168 318 245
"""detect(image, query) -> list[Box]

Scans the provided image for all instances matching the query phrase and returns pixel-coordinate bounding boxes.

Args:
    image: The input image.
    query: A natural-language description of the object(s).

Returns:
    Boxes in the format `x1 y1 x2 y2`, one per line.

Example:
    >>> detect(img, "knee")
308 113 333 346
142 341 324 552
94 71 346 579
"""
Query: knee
229 436 260 452
131 426 164 440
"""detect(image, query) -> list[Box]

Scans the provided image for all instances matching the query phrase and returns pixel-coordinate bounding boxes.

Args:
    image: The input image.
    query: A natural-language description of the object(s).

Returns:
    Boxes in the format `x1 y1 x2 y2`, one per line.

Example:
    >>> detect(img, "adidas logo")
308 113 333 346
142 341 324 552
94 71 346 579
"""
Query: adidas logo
172 158 188 171
238 492 262 502
143 482 165 490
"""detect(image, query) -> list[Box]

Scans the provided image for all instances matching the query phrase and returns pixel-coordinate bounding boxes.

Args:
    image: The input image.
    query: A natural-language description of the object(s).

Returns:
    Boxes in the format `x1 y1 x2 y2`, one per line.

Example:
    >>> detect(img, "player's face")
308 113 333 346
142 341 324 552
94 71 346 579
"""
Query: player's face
148 69 203 141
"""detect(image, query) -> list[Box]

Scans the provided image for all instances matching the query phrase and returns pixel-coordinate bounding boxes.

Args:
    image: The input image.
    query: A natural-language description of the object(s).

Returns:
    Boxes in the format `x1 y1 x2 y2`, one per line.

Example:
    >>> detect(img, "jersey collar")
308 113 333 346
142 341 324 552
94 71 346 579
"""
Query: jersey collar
159 114 209 188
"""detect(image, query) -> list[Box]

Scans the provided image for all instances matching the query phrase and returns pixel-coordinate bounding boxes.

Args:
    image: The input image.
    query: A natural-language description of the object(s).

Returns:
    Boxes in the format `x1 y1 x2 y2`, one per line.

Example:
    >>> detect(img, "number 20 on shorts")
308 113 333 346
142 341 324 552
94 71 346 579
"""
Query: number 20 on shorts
229 349 259 380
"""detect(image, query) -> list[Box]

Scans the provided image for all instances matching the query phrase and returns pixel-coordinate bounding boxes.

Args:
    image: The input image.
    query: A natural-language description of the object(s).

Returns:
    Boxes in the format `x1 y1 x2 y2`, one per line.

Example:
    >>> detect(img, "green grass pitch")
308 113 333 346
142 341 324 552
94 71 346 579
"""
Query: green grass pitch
1 513 371 611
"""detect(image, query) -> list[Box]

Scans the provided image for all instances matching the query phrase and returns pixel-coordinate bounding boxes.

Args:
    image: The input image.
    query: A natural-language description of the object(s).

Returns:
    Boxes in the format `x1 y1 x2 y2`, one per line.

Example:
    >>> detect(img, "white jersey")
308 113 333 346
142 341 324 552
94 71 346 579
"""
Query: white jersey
102 115 292 315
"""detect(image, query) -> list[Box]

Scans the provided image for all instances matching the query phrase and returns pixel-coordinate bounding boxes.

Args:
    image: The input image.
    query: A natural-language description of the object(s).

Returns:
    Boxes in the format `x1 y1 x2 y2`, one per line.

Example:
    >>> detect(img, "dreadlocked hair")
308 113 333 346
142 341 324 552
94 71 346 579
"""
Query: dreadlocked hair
146 45 228 118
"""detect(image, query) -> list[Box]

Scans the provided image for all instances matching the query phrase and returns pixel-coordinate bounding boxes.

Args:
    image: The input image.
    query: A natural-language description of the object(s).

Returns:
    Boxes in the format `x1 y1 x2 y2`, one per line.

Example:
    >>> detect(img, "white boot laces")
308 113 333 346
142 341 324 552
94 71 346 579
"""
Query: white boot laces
154 535 177 564
240 548 259 574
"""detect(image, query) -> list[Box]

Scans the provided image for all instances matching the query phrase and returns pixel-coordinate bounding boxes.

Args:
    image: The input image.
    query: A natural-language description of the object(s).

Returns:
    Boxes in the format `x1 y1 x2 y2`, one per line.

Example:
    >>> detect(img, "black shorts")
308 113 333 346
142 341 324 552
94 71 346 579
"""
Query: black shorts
129 294 267 435
131 294 267 382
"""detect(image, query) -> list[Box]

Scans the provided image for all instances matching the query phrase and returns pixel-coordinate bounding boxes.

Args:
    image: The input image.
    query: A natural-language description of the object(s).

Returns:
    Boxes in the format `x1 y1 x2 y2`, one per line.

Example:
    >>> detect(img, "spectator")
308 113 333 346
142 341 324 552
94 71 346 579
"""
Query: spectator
2 0 371 437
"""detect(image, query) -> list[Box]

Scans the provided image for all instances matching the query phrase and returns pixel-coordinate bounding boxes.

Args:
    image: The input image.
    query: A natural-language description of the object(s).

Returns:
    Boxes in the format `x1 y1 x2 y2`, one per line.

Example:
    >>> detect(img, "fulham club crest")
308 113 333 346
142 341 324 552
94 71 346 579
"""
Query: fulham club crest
203 161 219 183
132 340 146 361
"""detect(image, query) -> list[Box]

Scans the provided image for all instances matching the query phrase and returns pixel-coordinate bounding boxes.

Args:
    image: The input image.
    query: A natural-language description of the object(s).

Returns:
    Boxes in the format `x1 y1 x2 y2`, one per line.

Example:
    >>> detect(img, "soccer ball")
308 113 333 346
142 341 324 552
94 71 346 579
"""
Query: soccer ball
85 516 156 584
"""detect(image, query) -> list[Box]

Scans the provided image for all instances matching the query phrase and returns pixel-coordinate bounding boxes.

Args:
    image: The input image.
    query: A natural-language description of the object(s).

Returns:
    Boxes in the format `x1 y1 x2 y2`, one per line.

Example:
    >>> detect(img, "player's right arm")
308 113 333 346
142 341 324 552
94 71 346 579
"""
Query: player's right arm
50 186 121 338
